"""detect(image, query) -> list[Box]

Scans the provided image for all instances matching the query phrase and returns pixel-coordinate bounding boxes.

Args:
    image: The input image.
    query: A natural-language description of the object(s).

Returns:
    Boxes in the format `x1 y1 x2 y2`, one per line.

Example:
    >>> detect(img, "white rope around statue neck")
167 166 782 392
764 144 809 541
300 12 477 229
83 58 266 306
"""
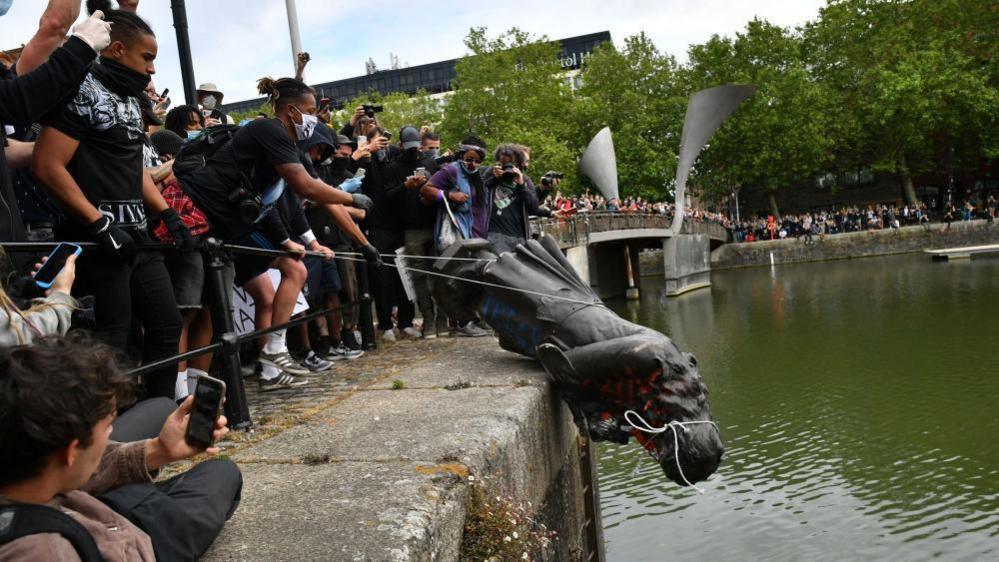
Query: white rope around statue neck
623 410 719 494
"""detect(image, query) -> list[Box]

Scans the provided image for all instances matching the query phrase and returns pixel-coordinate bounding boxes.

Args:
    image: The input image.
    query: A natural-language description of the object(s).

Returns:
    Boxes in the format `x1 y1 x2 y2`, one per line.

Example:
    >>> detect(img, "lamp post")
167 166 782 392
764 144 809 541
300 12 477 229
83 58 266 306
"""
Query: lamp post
170 0 197 106
285 0 303 73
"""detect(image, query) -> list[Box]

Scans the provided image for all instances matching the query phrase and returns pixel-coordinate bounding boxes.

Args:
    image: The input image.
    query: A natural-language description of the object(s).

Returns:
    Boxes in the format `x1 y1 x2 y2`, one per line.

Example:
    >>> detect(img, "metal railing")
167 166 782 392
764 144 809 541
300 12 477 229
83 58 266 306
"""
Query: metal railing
531 212 728 247
1 239 376 430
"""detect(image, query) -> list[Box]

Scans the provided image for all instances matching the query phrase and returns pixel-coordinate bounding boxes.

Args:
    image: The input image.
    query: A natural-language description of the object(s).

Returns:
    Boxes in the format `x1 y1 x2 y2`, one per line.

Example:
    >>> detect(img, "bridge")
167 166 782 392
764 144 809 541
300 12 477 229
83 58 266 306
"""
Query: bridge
531 213 729 298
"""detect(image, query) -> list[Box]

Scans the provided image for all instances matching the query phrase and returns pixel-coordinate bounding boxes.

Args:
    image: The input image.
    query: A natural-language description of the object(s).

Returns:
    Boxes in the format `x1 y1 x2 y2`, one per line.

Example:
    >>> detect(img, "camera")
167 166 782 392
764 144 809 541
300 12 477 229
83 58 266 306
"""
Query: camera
541 171 564 188
227 186 262 223
501 163 517 182
362 104 383 118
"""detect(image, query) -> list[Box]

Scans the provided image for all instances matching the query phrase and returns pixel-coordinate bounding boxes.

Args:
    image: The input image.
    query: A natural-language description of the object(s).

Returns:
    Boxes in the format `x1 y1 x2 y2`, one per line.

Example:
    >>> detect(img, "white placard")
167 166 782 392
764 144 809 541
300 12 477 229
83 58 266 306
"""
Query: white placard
231 269 309 336
395 247 417 303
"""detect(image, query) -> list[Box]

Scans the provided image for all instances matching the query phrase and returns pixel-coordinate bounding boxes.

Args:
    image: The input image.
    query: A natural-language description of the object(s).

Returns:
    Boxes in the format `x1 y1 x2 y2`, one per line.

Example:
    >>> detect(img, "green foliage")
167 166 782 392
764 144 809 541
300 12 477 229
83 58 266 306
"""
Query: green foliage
802 0 999 202
573 33 687 199
686 19 841 210
440 28 579 190
391 380 405 390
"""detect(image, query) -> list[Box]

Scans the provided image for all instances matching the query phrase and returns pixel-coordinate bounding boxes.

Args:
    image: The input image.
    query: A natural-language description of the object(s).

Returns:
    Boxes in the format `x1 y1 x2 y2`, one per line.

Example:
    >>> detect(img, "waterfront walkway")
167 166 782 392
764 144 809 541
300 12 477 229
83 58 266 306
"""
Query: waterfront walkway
196 337 581 561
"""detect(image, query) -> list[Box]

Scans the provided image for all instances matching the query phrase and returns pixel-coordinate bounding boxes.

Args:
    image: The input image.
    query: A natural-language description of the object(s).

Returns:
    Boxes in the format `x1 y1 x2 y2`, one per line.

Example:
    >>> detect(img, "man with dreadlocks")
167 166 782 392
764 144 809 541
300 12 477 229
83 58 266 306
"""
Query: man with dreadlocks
33 0 188 400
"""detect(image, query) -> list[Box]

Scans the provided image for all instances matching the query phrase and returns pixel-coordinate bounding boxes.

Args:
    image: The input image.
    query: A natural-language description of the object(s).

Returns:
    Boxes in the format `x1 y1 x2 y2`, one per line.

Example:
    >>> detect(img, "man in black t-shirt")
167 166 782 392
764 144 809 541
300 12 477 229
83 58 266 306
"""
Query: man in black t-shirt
33 8 190 400
482 144 551 254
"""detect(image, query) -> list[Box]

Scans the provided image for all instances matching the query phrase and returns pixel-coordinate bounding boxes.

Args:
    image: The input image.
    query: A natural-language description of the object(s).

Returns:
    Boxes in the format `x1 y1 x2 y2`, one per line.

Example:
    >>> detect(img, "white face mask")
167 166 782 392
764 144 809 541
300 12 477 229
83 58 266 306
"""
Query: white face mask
291 107 318 141
201 94 219 110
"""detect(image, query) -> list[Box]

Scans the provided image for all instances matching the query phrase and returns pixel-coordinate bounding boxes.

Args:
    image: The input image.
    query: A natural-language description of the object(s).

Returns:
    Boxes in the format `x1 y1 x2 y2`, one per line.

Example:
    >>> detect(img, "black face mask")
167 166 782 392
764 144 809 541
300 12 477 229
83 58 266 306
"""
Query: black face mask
93 57 151 98
402 149 420 164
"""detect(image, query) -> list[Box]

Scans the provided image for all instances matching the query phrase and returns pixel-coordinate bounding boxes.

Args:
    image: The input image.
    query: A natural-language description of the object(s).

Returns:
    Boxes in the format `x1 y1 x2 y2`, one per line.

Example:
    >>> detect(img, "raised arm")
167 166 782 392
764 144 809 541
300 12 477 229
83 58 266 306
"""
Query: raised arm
15 0 82 76
0 36 96 125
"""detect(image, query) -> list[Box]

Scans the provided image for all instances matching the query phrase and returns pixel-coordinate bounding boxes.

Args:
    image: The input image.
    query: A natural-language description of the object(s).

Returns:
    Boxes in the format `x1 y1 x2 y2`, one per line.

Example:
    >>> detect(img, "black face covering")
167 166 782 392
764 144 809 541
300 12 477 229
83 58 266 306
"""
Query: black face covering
92 57 152 99
402 149 420 164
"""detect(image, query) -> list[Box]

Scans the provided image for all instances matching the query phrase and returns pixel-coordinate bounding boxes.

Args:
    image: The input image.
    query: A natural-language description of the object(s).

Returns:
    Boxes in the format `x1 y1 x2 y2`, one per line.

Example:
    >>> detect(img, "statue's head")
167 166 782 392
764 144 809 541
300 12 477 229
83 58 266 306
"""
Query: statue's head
640 348 724 487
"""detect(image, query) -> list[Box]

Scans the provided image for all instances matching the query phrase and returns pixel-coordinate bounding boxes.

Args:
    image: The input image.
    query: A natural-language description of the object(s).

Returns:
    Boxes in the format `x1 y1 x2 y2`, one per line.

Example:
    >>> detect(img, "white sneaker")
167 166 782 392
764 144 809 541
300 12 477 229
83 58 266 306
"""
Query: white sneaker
401 326 421 339
380 329 396 342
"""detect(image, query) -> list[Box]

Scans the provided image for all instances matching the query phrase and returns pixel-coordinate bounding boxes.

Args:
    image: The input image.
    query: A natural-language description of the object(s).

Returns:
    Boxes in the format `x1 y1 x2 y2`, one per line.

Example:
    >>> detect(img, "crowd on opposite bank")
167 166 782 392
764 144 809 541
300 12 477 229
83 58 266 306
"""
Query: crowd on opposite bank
725 198 999 243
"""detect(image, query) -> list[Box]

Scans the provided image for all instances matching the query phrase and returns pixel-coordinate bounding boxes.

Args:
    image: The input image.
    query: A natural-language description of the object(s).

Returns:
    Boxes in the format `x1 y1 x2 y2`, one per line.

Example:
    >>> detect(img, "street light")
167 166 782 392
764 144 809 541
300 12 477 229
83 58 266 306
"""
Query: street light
170 0 197 106
285 0 303 74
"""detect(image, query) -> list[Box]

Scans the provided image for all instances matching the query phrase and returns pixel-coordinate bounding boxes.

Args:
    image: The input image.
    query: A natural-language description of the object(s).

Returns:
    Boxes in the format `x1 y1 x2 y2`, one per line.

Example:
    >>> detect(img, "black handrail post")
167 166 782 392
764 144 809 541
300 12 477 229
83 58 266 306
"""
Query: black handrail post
203 238 252 430
357 259 376 350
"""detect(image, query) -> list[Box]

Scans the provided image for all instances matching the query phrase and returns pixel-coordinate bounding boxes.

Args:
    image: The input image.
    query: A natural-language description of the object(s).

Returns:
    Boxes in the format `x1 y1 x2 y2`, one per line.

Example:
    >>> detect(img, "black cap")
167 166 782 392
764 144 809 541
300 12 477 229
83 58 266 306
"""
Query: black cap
400 126 420 150
151 130 183 157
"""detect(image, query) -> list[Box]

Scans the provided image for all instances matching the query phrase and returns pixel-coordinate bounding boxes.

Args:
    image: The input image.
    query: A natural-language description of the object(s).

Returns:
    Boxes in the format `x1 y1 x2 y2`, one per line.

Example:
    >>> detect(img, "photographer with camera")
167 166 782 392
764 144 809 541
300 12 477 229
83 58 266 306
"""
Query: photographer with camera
419 135 491 337
382 126 440 338
482 144 552 253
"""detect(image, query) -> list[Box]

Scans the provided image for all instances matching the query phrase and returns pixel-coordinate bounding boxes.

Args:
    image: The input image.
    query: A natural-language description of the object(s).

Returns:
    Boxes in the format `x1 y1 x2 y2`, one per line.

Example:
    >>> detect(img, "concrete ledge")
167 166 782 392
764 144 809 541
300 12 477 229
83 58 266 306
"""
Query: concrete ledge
204 339 584 561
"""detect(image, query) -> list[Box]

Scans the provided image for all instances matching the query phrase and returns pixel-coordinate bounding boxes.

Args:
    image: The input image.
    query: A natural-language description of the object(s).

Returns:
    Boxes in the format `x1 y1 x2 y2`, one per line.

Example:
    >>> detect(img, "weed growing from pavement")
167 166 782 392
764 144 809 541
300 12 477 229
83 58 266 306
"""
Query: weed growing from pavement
461 480 556 561
444 380 473 390
391 380 406 390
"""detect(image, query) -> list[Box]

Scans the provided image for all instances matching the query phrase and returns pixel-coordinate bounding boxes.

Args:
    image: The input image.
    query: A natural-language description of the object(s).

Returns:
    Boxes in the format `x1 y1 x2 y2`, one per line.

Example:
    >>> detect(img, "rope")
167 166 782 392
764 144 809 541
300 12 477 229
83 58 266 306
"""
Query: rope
336 255 606 308
126 297 367 377
623 409 719 494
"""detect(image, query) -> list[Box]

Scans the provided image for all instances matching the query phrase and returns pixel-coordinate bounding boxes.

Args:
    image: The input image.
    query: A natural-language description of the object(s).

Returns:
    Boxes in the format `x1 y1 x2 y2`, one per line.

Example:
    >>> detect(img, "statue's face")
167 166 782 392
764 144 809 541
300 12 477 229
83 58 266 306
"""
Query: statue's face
641 350 724 486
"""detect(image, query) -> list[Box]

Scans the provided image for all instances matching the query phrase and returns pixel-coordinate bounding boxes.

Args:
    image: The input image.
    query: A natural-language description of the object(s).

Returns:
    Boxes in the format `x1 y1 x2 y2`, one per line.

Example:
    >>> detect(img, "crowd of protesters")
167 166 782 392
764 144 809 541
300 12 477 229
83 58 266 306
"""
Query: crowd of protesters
0 2 583 556
725 199 998 243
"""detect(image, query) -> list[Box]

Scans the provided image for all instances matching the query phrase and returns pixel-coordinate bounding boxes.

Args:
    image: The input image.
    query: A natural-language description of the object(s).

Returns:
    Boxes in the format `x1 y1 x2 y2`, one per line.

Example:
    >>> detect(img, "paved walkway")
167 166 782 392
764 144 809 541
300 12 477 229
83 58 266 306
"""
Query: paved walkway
192 335 577 562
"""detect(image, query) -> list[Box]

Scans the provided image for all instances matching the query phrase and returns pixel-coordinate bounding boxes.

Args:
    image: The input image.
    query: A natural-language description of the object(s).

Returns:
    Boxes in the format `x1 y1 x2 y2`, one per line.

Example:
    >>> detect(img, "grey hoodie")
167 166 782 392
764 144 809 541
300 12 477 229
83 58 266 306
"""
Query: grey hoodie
0 291 75 346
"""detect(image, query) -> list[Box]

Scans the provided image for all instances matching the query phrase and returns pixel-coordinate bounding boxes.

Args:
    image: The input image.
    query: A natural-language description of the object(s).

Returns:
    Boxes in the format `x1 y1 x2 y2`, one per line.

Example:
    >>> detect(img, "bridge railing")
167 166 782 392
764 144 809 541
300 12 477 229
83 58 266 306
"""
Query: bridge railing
531 212 727 247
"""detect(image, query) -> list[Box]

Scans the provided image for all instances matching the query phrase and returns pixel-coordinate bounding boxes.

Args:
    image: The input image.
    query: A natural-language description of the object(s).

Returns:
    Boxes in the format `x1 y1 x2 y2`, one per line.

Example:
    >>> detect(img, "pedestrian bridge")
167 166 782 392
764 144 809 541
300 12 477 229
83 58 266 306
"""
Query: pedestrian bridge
531 213 728 298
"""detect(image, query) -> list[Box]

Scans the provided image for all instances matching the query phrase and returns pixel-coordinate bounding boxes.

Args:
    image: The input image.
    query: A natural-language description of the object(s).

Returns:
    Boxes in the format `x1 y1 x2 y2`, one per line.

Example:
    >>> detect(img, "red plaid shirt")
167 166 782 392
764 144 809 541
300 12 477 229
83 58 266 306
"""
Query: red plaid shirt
154 179 210 241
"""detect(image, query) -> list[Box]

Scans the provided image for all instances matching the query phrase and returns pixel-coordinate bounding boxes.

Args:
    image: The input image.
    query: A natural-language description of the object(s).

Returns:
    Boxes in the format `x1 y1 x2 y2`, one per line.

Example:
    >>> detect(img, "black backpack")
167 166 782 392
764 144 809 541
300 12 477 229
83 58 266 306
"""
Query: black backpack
0 504 103 561
172 124 242 179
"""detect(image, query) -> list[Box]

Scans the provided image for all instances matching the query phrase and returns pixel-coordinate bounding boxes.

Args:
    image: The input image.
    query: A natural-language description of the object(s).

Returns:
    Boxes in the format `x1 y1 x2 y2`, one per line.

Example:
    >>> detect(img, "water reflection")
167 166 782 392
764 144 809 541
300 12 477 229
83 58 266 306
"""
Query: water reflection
600 254 999 561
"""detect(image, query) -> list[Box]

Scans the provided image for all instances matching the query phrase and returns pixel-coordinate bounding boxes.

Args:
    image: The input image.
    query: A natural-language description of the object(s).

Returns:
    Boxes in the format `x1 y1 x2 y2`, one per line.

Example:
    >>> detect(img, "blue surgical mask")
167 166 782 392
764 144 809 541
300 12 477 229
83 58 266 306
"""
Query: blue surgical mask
0 0 12 17
187 130 201 140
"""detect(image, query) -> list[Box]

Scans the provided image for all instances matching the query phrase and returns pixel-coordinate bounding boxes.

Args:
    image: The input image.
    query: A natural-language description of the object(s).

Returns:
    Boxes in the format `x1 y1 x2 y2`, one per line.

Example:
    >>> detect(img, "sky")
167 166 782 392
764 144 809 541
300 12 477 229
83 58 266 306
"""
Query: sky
3 0 827 105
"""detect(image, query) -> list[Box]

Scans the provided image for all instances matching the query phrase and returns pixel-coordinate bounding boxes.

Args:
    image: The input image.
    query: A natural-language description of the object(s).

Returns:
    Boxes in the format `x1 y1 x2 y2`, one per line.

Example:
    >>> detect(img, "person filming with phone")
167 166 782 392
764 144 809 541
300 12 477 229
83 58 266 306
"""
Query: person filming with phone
0 333 242 561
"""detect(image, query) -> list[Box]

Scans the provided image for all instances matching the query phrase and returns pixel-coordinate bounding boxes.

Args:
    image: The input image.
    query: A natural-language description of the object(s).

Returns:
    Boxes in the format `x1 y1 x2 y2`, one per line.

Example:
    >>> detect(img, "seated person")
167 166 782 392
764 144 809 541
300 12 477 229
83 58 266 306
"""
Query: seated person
0 333 242 561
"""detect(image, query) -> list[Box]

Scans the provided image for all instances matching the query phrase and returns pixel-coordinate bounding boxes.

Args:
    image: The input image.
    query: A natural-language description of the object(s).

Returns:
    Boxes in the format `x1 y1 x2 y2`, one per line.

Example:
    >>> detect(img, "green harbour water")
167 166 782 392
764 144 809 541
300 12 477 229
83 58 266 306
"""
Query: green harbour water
599 254 999 561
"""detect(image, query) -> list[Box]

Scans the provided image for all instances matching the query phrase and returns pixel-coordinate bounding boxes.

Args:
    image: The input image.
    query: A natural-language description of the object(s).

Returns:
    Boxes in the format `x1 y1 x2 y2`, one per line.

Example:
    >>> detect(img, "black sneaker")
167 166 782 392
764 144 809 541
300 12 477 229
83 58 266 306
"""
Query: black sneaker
259 373 309 392
342 330 361 351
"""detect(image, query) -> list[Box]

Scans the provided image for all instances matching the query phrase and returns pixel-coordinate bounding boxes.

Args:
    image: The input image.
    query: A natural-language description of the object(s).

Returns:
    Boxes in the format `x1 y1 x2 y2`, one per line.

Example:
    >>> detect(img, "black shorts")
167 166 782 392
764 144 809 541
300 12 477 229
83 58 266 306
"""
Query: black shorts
232 230 278 287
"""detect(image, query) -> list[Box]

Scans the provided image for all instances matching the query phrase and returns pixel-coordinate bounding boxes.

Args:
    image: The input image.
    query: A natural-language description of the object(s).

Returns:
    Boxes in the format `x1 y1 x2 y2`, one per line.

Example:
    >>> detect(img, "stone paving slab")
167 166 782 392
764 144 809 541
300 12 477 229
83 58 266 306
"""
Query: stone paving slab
232 386 542 465
202 462 467 562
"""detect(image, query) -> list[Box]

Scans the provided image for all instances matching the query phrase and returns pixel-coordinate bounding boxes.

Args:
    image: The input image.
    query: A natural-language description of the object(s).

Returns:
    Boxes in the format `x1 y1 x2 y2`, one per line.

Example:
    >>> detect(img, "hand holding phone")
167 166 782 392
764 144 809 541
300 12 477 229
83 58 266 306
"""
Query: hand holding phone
33 243 82 293
185 374 227 450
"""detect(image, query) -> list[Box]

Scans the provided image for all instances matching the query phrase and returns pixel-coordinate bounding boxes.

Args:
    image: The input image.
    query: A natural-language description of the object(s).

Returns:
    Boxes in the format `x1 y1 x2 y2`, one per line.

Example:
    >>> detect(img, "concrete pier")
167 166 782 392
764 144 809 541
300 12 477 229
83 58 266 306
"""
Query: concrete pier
202 338 587 561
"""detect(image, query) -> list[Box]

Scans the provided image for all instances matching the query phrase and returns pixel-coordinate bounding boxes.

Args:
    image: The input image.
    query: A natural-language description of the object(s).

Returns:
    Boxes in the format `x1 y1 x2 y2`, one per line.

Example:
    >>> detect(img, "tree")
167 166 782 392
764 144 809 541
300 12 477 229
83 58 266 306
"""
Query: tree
803 0 999 205
439 28 578 188
686 19 841 217
572 33 687 200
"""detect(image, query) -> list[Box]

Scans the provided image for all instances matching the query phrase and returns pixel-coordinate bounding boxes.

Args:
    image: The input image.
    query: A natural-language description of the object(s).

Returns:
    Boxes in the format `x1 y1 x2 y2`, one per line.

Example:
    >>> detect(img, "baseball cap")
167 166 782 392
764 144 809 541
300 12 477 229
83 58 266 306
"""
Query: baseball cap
399 126 420 150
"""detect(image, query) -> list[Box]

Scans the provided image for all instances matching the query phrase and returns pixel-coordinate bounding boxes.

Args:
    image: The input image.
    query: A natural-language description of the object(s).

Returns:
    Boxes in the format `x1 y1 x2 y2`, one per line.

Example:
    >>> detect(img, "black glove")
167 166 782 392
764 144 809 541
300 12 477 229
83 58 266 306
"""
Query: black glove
90 215 137 264
156 208 197 251
359 243 383 267
351 193 374 212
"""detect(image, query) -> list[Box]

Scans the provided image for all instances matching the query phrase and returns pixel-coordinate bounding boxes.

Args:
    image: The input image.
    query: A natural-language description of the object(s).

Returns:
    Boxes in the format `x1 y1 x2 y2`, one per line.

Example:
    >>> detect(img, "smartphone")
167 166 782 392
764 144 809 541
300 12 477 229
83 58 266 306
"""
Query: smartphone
161 96 172 110
160 87 169 99
318 97 330 111
34 243 82 289
185 374 226 449
356 135 368 150
382 131 392 141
